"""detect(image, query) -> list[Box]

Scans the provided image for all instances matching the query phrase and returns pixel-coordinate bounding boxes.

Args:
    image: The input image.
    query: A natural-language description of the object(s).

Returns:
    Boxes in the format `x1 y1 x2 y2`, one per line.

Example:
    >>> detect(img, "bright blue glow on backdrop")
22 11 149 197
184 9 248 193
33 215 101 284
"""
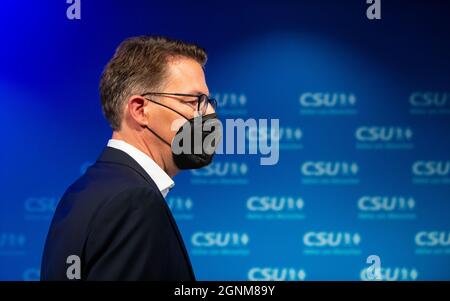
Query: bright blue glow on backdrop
1 0 450 280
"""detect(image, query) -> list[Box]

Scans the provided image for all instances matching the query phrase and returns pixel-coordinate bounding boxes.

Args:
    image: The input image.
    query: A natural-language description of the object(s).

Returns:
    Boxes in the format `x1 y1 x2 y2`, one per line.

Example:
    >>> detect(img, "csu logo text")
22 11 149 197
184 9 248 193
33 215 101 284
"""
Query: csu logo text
355 126 414 150
358 196 416 220
24 197 57 221
167 196 193 212
191 162 247 177
246 196 305 220
415 231 450 247
299 93 356 107
410 92 450 115
214 92 247 108
0 233 26 256
191 232 250 256
247 196 304 212
212 92 247 115
166 196 194 220
192 232 249 247
355 126 413 142
301 161 358 177
410 92 450 107
358 196 415 212
412 161 450 176
247 126 303 150
247 127 302 142
361 267 418 281
248 267 306 281
356 126 413 142
301 161 360 185
302 232 362 255
412 161 450 185
24 197 57 213
415 231 450 255
303 232 361 247
190 161 248 185
299 92 357 115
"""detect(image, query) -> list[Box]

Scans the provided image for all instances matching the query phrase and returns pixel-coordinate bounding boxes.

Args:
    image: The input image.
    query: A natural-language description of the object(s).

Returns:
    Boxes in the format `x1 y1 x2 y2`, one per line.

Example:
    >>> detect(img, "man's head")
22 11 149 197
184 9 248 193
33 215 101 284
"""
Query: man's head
100 36 219 176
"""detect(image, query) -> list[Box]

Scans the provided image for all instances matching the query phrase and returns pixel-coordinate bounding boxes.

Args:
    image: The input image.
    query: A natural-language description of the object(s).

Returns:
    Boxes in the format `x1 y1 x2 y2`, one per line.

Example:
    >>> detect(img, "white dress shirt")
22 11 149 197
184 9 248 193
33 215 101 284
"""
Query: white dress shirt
107 139 175 198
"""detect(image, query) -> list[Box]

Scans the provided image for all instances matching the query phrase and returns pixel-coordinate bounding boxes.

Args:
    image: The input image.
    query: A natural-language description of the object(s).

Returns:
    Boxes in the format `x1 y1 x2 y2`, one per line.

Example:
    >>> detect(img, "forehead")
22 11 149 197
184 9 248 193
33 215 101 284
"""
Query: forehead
164 57 209 95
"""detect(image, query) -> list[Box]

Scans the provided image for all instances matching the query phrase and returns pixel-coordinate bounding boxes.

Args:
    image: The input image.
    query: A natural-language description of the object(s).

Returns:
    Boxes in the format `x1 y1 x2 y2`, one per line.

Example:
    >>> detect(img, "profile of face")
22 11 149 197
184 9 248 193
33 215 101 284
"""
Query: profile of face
145 56 215 133
125 56 218 175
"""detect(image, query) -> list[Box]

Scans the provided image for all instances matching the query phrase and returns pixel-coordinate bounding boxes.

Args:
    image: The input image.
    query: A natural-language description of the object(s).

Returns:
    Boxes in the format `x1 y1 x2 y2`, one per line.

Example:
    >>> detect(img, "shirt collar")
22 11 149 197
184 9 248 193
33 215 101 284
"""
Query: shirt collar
107 139 174 197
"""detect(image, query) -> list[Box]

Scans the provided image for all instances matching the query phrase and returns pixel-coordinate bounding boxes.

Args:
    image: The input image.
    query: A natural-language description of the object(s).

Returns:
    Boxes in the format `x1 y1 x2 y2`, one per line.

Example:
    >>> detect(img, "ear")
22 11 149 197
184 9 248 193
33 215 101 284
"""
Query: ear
127 95 149 126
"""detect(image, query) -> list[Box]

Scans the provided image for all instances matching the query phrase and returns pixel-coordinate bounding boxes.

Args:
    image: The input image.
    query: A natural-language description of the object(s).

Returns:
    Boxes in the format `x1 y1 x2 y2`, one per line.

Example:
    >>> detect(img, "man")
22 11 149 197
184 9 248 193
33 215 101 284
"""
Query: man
41 36 221 280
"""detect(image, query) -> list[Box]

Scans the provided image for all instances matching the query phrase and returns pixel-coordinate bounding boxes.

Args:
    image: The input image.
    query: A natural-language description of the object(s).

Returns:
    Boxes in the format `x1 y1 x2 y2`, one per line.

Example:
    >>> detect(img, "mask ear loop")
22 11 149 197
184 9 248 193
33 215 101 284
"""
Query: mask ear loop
142 97 190 148
143 97 191 120
144 125 172 147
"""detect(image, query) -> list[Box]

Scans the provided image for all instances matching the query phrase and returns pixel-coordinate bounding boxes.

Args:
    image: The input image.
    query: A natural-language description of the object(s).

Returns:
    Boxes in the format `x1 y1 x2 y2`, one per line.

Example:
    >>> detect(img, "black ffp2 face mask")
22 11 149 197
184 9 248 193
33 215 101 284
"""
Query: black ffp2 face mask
144 101 222 170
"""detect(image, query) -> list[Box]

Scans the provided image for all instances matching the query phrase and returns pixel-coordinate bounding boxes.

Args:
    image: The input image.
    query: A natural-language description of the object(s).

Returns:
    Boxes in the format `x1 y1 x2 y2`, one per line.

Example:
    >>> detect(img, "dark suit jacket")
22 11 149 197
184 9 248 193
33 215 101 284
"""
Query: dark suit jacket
40 147 195 281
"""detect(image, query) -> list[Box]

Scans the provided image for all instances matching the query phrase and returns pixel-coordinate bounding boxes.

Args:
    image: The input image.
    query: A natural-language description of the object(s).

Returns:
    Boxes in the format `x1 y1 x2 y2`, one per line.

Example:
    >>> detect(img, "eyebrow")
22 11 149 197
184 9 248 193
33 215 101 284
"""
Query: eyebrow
188 90 209 96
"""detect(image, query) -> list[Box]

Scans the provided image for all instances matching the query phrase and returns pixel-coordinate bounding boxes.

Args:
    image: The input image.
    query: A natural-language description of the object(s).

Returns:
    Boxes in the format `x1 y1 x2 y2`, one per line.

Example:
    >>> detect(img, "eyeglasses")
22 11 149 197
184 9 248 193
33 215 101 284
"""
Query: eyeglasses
141 92 217 116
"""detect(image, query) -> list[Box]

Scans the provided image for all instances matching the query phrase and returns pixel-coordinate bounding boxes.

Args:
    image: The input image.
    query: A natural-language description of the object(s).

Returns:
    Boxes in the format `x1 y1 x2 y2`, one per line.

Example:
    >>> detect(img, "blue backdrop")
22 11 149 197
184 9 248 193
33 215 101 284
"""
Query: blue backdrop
1 0 450 281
